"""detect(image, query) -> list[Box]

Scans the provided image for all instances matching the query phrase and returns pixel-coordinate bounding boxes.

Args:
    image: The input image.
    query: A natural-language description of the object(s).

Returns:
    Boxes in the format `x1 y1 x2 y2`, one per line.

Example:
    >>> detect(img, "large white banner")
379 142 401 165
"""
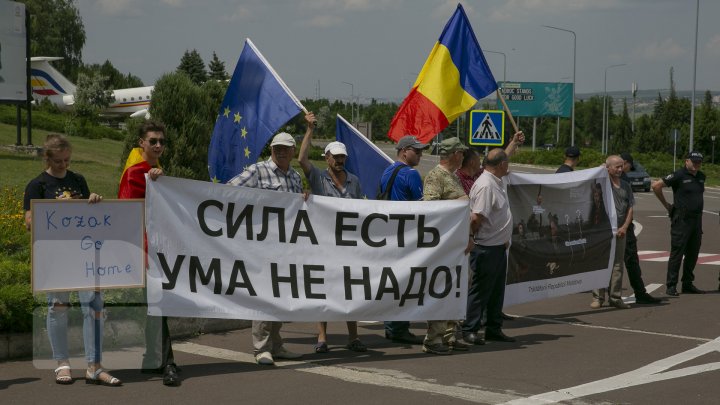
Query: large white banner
145 176 469 321
504 167 616 306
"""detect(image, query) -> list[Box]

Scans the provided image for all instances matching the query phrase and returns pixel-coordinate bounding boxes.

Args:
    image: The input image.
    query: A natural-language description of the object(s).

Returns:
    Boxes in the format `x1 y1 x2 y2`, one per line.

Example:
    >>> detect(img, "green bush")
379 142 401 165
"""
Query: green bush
0 284 35 333
0 105 123 142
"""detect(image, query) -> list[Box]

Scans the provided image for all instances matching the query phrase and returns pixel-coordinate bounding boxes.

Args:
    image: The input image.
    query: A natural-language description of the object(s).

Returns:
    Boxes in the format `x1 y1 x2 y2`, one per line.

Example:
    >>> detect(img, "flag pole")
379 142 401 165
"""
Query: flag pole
496 88 519 133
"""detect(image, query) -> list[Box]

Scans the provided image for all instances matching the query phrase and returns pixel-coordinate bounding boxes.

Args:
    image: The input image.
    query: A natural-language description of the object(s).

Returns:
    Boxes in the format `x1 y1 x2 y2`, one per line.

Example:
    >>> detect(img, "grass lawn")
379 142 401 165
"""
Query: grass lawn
1 123 126 197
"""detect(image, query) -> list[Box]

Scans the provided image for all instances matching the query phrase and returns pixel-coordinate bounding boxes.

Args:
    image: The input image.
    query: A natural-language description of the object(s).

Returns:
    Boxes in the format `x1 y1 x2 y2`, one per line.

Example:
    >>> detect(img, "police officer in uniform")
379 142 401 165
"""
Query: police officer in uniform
556 146 580 173
651 151 706 296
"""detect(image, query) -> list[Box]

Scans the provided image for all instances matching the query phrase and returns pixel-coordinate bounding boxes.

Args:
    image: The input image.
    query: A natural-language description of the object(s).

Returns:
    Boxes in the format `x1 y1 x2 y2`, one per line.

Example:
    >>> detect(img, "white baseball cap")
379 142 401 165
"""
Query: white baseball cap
270 132 296 147
324 141 348 156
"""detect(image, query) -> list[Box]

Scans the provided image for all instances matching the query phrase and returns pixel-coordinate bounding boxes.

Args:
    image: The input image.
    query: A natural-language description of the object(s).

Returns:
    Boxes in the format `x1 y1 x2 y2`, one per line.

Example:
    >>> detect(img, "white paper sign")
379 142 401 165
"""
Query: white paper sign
31 199 145 292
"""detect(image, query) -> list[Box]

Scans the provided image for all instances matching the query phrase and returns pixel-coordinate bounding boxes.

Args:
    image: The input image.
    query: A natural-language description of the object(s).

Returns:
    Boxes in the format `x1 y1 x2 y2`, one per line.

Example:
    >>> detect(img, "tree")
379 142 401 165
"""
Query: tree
81 60 145 89
21 0 85 82
609 99 633 154
64 72 113 137
208 52 229 81
177 49 208 86
121 72 225 180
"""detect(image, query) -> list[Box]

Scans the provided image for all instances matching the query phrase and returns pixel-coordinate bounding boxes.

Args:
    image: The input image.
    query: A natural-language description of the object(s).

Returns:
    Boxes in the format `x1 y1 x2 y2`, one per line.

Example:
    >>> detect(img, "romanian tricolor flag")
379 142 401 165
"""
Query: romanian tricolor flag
388 4 498 143
118 147 154 198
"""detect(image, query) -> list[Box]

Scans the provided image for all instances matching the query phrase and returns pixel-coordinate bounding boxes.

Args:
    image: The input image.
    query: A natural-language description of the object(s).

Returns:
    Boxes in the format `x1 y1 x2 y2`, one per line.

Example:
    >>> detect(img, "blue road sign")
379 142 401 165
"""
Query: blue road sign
469 110 504 146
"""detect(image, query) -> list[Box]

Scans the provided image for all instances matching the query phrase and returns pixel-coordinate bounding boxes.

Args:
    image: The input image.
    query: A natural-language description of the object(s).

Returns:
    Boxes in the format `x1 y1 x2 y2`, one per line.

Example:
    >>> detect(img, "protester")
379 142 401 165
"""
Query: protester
421 137 471 355
620 153 661 304
591 155 633 309
462 135 523 346
556 146 580 173
456 133 526 195
24 134 120 386
377 135 429 345
651 151 706 296
456 148 483 195
118 120 180 386
298 113 367 354
227 130 306 365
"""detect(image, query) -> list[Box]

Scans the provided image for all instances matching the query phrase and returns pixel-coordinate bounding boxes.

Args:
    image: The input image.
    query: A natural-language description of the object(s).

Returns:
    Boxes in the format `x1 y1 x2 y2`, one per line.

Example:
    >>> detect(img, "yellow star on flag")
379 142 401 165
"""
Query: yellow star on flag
244 146 251 158
234 112 242 123
211 176 220 183
223 106 230 118
241 127 248 138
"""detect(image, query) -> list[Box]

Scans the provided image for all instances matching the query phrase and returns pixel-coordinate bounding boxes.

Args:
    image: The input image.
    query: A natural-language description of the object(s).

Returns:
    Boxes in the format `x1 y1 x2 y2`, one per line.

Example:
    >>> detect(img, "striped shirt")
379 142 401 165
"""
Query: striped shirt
227 158 303 193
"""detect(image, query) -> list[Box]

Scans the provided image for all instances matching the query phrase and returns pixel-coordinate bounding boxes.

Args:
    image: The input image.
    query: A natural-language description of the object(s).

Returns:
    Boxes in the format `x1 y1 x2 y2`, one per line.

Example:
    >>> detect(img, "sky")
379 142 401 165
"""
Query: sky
73 0 720 103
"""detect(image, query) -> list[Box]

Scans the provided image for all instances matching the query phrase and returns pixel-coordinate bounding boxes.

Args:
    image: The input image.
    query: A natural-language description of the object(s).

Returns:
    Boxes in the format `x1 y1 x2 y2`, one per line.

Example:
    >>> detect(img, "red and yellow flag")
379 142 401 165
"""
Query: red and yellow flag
388 4 498 143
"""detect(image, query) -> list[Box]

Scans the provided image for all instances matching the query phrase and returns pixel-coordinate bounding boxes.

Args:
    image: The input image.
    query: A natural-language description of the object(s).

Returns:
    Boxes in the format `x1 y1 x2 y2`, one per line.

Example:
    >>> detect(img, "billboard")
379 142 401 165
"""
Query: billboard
0 1 27 102
497 82 572 118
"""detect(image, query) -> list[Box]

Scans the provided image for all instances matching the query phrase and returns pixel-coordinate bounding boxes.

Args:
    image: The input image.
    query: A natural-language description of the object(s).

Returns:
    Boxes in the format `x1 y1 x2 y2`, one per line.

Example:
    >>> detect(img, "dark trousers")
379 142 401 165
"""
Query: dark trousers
143 315 175 370
624 223 647 295
384 321 410 337
666 214 702 288
463 244 507 334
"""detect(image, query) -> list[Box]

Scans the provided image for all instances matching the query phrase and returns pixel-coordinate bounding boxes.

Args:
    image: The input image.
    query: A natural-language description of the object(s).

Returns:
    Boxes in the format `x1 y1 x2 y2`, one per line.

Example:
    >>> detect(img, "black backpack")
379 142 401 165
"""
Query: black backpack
376 164 406 200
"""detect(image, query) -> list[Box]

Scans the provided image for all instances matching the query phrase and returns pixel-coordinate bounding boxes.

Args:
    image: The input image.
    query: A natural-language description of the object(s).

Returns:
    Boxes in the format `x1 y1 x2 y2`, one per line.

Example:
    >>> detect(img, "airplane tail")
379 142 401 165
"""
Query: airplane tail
30 57 77 97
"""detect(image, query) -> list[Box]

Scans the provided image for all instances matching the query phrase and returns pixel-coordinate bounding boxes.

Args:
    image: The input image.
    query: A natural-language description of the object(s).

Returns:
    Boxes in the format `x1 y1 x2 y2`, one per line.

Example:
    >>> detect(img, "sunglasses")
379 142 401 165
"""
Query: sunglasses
147 138 166 146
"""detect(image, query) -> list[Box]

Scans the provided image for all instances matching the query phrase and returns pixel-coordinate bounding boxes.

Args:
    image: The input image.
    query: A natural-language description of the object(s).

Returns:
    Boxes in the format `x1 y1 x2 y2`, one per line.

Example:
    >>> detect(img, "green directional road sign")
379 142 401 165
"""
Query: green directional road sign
469 110 504 146
497 82 573 118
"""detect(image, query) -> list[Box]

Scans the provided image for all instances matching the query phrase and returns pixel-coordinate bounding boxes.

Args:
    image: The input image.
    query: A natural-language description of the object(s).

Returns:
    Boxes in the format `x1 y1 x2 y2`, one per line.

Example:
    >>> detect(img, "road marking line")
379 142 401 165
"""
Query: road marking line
173 341 521 404
499 337 720 405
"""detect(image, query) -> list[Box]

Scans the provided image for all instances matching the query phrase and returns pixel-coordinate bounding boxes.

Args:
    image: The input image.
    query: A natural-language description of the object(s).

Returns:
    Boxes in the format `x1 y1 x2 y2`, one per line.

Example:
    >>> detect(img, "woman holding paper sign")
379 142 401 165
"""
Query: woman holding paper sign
23 134 120 386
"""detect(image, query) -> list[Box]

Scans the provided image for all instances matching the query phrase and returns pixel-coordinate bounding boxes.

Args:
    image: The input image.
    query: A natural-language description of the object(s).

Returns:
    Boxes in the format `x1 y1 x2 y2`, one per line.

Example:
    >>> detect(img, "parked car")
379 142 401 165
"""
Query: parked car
625 161 651 192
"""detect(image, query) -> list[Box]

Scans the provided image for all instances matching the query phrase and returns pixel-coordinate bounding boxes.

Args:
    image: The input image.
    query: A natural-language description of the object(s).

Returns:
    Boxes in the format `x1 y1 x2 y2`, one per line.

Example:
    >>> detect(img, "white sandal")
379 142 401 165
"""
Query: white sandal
54 365 73 384
85 368 122 386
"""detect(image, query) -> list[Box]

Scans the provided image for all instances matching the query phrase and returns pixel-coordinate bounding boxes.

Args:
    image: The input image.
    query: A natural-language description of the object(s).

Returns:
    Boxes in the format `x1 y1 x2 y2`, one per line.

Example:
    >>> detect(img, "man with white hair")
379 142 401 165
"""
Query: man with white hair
227 114 314 365
298 114 367 354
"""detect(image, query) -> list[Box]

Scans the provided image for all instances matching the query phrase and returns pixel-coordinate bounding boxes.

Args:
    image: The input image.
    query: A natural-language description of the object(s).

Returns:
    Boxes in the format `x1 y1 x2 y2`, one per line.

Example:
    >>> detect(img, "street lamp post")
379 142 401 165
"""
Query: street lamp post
341 81 354 123
712 135 716 164
485 50 506 83
542 25 576 146
603 63 626 154
690 0 700 151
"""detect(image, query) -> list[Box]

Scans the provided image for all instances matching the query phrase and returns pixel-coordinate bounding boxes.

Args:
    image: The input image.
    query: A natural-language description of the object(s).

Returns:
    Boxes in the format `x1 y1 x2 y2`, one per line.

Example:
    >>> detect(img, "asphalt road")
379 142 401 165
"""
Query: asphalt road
2 161 719 404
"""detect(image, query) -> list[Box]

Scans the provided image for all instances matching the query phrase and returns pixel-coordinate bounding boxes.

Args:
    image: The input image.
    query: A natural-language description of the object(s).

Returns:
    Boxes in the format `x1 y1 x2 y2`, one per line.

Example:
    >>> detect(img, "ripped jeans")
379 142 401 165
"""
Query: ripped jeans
47 291 104 363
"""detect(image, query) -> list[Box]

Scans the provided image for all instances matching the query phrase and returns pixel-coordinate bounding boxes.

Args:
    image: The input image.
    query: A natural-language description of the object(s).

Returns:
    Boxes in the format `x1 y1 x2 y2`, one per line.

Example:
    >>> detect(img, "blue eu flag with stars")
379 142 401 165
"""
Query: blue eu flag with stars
208 38 304 183
335 114 393 199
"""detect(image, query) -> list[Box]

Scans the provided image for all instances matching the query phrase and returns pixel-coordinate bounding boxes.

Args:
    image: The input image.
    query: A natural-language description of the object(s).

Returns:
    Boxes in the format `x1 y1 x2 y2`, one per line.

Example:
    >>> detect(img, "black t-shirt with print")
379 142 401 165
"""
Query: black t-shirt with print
23 171 91 211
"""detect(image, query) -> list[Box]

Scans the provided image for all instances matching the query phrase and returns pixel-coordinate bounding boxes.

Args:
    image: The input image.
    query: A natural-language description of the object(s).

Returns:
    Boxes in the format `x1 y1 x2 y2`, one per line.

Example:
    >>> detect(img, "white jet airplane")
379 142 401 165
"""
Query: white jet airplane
30 57 153 118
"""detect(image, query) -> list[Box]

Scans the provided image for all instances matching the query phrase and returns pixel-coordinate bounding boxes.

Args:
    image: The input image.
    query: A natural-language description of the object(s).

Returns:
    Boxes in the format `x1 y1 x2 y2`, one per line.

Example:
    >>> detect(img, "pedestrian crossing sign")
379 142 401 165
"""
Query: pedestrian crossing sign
469 110 504 146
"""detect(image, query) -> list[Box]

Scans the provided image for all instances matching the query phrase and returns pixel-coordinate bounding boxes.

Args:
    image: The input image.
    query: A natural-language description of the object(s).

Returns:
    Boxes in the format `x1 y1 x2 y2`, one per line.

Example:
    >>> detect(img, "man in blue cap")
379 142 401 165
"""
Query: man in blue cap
651 151 706 296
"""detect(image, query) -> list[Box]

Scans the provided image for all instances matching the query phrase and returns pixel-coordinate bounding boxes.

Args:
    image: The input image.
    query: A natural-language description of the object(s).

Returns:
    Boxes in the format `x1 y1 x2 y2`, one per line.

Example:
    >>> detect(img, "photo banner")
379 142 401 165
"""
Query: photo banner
504 167 616 306
145 176 469 321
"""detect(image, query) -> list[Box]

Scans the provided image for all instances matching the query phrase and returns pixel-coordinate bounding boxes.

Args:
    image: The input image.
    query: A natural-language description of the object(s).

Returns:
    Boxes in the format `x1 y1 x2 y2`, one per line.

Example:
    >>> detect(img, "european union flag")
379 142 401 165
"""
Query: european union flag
336 115 393 199
208 39 304 183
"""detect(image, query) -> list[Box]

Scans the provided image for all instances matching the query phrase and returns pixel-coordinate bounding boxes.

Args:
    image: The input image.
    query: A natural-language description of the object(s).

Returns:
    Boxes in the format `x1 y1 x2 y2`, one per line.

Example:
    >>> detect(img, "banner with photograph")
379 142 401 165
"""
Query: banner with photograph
504 167 616 306
145 176 469 321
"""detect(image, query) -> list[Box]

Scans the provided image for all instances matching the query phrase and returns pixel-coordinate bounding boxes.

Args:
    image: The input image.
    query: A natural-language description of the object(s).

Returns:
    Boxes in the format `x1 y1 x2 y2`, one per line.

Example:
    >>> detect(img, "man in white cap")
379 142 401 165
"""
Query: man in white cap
298 115 367 354
227 113 315 365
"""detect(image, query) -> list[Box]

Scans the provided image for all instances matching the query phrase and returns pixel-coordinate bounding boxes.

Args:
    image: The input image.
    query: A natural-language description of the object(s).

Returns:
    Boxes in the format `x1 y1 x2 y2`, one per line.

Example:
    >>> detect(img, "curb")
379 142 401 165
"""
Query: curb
0 317 250 362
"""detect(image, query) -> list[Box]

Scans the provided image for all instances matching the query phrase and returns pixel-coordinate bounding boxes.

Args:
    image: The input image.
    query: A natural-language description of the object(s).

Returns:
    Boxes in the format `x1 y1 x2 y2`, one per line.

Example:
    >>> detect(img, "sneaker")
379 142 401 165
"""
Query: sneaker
388 330 424 345
448 339 471 351
274 347 302 360
422 343 451 355
255 351 274 365
609 299 630 309
590 300 602 309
